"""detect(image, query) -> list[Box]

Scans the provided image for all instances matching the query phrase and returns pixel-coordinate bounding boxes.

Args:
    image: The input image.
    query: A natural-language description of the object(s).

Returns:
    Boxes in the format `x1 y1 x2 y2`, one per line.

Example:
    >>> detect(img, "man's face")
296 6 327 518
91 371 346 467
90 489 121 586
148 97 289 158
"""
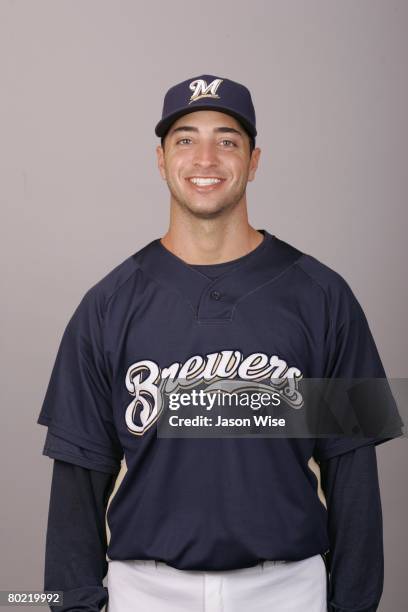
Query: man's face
156 110 261 219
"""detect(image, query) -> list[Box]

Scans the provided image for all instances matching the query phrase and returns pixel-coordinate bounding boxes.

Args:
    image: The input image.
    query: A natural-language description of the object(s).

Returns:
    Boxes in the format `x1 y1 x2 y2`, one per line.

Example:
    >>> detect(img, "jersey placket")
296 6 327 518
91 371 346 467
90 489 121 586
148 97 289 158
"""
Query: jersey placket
140 230 303 325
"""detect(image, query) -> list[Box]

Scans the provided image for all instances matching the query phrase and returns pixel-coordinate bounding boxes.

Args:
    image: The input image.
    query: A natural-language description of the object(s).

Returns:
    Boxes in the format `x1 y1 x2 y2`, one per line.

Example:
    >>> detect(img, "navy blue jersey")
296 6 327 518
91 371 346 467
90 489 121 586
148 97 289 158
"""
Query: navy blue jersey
37 230 400 571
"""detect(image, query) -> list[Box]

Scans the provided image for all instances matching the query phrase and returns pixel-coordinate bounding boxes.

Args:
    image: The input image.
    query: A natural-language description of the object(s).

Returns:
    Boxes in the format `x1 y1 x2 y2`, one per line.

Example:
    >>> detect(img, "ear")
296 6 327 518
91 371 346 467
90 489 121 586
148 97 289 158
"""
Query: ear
248 147 261 182
156 145 166 180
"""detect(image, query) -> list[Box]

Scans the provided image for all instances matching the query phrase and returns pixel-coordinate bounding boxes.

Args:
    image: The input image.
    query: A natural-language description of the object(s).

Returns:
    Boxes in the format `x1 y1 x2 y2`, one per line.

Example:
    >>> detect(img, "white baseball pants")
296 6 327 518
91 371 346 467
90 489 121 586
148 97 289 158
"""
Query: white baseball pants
106 553 328 612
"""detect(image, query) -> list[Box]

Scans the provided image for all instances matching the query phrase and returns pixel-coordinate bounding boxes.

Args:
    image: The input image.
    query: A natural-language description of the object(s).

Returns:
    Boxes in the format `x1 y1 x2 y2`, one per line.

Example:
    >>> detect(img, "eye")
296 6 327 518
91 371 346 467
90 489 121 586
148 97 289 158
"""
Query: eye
220 139 237 147
176 138 192 145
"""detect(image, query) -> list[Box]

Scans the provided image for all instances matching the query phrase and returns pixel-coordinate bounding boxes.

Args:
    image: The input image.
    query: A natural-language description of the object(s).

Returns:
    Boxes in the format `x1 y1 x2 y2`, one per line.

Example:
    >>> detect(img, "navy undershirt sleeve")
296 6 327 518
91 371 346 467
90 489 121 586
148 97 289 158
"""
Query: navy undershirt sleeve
43 459 118 612
321 445 383 612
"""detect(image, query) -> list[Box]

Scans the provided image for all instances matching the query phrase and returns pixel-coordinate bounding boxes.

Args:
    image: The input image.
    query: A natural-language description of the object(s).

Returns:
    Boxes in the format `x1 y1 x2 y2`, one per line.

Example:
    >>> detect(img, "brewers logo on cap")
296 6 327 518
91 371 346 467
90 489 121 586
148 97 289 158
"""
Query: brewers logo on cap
188 78 224 104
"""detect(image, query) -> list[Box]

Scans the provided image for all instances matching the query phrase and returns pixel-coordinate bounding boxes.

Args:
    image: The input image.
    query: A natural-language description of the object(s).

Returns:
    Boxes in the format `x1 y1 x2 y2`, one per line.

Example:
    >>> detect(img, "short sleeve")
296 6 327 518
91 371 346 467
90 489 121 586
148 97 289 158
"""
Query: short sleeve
314 281 404 462
42 430 121 475
37 287 123 469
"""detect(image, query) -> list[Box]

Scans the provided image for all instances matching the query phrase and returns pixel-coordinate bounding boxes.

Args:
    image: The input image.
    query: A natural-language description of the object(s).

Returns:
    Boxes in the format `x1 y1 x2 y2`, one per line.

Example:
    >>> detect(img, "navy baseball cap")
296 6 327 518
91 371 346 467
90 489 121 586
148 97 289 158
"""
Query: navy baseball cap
155 74 257 141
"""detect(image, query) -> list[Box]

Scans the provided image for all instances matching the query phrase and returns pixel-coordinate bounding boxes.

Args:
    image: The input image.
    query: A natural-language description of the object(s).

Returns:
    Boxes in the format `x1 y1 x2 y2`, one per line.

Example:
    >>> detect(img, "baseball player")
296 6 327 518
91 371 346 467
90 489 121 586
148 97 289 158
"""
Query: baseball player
37 74 403 612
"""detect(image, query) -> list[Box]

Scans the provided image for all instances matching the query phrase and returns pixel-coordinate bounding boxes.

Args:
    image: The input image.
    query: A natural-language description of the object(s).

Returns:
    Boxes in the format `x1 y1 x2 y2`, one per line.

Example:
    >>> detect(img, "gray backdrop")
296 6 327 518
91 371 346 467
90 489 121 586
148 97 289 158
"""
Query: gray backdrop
0 1 407 610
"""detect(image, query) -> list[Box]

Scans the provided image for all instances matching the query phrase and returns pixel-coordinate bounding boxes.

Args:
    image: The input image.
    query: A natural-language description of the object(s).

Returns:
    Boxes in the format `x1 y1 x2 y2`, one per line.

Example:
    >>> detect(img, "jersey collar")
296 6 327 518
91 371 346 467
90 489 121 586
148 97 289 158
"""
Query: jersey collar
134 230 303 323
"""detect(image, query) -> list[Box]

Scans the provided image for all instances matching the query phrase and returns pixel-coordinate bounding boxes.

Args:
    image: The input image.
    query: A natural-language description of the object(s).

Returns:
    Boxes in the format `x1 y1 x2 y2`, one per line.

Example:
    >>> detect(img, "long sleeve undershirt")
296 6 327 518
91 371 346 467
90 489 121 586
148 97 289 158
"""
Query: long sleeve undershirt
321 444 383 612
43 444 383 612
43 460 118 611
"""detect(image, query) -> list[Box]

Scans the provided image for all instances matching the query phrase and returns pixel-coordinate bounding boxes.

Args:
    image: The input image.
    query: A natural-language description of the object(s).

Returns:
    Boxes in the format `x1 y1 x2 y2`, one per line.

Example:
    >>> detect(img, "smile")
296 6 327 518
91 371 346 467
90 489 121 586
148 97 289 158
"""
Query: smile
187 177 225 189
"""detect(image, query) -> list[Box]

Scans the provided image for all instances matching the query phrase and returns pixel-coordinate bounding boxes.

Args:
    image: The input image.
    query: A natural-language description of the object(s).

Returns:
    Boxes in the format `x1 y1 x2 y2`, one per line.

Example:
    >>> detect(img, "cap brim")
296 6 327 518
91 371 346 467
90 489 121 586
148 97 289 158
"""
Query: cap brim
155 104 257 139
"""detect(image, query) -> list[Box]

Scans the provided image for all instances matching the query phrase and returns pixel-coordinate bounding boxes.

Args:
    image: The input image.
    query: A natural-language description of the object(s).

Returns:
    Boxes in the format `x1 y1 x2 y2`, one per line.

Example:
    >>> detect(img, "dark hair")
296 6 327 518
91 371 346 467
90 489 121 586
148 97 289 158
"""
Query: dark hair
161 127 255 155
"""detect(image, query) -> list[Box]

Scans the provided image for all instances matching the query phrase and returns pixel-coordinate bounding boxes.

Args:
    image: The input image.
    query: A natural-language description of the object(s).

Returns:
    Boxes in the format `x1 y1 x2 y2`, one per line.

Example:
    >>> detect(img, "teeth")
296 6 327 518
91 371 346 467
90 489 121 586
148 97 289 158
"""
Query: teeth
189 177 222 185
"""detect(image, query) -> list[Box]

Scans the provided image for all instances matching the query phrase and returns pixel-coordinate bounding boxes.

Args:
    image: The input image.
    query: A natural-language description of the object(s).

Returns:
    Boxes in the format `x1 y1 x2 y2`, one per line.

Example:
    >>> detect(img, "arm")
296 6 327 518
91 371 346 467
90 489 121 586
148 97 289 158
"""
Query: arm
44 459 118 612
320 445 383 612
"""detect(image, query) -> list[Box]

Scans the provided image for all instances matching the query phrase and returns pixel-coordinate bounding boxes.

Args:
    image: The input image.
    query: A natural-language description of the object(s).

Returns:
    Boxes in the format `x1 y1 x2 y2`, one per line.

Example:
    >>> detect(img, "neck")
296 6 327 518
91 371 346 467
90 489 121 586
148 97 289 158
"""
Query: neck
160 201 263 265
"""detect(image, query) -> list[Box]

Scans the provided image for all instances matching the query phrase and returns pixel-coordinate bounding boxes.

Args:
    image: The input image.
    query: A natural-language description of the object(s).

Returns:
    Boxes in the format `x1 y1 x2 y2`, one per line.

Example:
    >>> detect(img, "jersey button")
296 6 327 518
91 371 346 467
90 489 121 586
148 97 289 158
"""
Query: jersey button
210 290 221 301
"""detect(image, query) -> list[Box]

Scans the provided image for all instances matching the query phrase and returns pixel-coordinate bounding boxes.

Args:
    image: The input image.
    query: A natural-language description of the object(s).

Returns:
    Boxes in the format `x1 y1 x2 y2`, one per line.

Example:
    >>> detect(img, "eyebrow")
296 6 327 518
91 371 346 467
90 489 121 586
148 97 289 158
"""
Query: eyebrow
169 126 243 138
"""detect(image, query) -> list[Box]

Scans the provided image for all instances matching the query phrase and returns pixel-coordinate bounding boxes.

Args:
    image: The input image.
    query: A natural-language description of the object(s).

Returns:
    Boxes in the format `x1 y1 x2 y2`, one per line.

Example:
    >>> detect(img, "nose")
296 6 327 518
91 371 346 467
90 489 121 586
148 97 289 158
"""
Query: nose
192 141 219 169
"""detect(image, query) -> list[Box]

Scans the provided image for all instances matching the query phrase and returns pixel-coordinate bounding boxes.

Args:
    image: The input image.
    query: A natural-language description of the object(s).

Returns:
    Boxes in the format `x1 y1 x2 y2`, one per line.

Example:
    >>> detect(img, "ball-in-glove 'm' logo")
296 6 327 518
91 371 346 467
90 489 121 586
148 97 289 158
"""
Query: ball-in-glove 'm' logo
189 78 223 103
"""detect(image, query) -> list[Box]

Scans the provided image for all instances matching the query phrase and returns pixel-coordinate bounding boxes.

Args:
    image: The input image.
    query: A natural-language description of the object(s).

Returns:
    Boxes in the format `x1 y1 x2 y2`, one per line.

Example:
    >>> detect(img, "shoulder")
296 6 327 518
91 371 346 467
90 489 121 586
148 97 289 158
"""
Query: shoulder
293 250 364 322
295 251 351 296
269 234 371 334
72 241 154 320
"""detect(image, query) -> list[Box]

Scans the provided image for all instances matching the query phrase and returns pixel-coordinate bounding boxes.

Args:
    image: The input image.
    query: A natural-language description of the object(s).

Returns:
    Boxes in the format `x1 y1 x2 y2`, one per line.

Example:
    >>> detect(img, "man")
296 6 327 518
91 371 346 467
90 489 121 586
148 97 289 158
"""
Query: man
37 74 402 612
